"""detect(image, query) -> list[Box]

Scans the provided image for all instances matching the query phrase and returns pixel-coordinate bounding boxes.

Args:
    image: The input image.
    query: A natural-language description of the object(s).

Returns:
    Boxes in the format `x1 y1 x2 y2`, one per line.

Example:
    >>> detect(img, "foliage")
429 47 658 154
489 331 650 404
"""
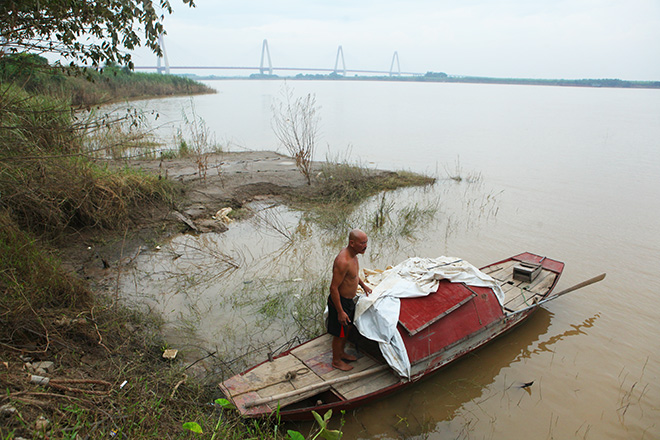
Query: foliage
309 410 343 440
272 85 320 185
0 82 179 237
0 0 194 70
0 209 91 350
305 159 435 207
0 54 214 107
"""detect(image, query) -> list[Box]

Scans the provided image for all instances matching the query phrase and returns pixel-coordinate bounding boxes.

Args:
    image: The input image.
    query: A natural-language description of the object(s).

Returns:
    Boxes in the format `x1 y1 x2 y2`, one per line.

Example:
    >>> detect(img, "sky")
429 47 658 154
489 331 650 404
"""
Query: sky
129 0 660 80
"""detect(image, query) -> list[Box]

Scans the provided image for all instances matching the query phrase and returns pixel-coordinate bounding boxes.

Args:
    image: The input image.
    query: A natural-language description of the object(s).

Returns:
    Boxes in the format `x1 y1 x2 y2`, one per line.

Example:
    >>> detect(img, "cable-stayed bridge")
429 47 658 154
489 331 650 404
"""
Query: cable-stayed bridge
134 39 423 77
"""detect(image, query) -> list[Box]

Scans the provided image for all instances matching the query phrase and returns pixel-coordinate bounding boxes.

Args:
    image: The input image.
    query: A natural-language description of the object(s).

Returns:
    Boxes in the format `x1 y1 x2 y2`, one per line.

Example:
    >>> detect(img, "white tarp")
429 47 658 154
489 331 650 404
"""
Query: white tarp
354 256 504 379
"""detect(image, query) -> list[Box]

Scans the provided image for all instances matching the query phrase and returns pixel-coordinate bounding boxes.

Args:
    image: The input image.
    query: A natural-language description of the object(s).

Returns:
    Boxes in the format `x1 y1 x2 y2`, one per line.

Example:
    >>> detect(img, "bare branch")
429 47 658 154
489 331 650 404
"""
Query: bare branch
271 85 321 185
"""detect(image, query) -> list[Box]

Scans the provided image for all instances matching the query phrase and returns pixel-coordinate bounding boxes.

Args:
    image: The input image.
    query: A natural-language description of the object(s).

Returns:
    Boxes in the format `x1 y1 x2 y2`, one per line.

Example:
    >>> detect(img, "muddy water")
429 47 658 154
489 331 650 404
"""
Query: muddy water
119 81 660 439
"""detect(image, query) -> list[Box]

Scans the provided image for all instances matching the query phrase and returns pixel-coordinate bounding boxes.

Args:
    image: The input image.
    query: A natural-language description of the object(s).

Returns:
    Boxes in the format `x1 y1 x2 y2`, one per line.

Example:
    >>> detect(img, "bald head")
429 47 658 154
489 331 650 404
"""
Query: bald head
349 229 366 242
348 229 368 254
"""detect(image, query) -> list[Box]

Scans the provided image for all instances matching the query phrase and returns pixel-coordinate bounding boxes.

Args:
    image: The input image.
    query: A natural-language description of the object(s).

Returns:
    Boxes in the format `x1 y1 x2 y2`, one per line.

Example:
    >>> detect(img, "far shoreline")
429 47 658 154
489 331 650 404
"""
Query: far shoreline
169 73 660 90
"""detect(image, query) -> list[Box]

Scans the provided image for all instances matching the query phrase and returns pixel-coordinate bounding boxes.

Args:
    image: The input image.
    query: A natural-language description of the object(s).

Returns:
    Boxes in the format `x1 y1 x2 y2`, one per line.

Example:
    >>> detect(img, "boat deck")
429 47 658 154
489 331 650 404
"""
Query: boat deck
482 257 560 313
219 334 399 416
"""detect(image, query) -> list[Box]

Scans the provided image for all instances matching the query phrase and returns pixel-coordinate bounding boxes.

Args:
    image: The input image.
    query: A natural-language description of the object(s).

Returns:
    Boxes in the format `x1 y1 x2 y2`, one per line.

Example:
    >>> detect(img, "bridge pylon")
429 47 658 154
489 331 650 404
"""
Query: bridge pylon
156 33 170 74
389 51 400 77
260 39 273 75
334 45 346 76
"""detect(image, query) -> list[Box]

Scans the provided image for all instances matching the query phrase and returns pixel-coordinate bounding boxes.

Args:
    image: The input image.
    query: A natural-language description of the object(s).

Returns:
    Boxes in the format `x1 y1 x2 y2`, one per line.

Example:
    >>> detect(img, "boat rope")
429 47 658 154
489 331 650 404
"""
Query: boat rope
284 368 309 381
228 368 310 397
520 287 531 306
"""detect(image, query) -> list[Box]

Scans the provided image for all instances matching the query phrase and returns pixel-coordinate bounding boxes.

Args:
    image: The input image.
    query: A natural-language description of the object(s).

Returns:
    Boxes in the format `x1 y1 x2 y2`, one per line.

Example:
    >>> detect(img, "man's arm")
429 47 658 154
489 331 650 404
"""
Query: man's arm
358 278 372 295
329 257 350 325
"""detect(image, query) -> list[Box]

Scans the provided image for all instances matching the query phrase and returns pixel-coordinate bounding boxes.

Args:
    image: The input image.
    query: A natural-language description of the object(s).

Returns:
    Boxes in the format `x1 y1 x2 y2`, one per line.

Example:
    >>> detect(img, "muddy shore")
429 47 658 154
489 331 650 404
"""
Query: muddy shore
68 150 380 278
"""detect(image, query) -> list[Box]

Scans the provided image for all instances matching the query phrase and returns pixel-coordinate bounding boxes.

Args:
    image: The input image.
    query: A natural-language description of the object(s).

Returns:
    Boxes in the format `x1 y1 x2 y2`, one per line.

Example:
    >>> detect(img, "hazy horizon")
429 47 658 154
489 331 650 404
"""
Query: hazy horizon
128 0 660 82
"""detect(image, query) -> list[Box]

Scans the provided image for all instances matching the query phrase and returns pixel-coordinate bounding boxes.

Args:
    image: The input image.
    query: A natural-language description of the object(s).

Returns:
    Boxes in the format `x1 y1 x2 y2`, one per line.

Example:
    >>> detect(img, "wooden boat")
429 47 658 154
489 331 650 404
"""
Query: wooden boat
219 252 603 420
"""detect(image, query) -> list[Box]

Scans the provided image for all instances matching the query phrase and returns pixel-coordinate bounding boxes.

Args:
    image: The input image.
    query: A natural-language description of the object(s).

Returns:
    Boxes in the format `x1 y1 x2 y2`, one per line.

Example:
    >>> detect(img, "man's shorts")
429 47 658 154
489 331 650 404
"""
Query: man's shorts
327 295 356 338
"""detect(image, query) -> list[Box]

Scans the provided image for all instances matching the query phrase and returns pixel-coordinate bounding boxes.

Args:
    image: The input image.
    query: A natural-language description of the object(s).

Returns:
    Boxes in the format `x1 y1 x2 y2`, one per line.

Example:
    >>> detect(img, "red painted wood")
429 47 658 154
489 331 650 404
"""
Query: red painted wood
399 285 504 364
398 280 475 335
510 252 565 273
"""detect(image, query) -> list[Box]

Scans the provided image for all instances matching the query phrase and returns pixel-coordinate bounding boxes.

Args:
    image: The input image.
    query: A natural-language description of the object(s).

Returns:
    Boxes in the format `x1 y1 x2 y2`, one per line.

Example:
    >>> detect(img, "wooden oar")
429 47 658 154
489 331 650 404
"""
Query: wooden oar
243 364 390 408
509 273 606 315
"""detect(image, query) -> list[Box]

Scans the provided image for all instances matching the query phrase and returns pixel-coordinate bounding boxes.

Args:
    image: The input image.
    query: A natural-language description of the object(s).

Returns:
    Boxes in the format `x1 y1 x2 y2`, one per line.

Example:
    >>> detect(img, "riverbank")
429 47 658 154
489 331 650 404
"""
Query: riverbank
1 148 434 439
68 150 435 278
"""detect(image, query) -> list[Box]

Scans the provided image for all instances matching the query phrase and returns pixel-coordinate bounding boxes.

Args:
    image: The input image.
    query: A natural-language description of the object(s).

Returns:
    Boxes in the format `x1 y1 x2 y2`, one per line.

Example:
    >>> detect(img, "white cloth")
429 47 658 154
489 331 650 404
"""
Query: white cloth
354 256 504 379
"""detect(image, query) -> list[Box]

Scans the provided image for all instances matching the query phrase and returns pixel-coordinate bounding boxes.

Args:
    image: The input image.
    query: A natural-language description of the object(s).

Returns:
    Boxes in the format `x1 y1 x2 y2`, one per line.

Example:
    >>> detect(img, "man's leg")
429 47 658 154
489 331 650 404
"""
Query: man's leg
332 336 353 371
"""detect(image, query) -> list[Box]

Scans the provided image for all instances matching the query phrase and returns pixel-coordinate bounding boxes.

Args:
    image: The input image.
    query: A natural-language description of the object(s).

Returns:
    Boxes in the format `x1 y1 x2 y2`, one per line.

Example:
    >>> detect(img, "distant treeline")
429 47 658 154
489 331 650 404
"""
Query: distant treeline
183 70 660 89
0 54 215 107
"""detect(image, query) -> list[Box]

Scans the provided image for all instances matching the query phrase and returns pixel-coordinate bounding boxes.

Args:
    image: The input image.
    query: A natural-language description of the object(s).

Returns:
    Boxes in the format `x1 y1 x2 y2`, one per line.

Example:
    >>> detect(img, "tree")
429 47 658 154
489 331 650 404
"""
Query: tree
272 85 321 185
0 0 194 70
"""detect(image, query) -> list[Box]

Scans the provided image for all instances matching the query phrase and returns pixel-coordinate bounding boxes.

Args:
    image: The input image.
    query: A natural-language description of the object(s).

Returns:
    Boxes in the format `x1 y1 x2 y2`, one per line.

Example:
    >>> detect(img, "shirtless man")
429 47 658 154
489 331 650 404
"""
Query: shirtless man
328 229 372 371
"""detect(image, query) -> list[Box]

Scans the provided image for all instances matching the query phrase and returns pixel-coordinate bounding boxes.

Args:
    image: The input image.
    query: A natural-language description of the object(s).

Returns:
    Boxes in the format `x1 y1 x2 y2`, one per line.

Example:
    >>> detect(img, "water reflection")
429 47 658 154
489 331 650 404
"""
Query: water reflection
331 310 601 439
328 308 552 439
527 313 600 358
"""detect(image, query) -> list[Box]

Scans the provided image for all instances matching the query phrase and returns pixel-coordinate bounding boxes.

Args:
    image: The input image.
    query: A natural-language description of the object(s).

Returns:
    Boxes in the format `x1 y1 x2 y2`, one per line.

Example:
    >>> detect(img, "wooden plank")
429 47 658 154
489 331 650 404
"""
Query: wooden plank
504 290 539 311
221 352 330 413
290 334 333 363
505 273 558 310
244 365 389 408
223 355 308 397
482 260 517 275
485 261 517 278
335 370 399 400
528 270 557 294
320 352 380 381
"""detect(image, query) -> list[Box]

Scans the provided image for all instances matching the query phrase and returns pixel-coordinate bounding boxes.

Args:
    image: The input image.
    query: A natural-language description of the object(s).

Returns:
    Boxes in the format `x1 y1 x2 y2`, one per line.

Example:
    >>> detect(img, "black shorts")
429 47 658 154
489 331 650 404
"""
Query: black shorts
327 295 356 338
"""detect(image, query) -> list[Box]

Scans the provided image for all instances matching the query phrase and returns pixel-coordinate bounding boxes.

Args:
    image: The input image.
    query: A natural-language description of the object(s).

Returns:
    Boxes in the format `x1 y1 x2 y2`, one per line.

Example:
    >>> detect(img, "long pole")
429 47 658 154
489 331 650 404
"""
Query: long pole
510 273 606 316
244 364 390 408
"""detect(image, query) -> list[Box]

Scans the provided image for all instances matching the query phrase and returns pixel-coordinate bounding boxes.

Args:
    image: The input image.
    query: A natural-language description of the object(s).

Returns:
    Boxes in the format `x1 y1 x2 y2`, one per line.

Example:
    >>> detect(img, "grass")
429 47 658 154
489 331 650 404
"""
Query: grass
286 158 436 234
0 210 91 353
312 160 435 205
0 83 179 239
0 54 215 108
0 58 245 439
0 296 273 439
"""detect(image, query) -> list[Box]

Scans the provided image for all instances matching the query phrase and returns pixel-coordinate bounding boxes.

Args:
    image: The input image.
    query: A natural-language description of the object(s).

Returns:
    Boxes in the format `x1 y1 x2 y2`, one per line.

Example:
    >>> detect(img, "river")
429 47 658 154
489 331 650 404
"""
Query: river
118 80 660 439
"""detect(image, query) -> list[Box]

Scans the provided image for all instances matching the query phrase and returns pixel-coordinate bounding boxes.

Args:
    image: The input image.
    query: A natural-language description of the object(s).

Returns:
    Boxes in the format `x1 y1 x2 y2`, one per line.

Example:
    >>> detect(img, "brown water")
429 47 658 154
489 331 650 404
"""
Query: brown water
119 81 660 439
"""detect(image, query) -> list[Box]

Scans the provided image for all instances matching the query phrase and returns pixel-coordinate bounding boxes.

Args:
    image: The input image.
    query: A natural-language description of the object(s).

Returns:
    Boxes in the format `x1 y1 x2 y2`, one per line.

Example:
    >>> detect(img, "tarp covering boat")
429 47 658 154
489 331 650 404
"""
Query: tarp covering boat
354 256 505 378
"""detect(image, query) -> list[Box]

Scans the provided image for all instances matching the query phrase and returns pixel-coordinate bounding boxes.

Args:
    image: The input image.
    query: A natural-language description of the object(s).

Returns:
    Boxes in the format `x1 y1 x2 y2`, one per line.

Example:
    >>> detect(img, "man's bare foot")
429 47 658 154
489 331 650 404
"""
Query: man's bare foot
341 353 357 362
332 360 354 371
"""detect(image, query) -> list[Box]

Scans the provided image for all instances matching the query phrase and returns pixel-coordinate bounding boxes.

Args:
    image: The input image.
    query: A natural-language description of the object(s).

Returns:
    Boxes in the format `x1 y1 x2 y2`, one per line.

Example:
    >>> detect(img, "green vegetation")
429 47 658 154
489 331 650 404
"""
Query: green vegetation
0 54 214 107
0 51 227 440
286 158 436 231
1 0 194 69
0 81 178 238
306 160 435 206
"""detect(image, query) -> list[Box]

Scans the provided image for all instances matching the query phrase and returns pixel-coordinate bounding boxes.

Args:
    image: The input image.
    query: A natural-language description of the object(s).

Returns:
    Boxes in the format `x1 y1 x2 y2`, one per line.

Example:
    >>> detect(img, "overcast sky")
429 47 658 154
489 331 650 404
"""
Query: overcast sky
129 0 660 80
